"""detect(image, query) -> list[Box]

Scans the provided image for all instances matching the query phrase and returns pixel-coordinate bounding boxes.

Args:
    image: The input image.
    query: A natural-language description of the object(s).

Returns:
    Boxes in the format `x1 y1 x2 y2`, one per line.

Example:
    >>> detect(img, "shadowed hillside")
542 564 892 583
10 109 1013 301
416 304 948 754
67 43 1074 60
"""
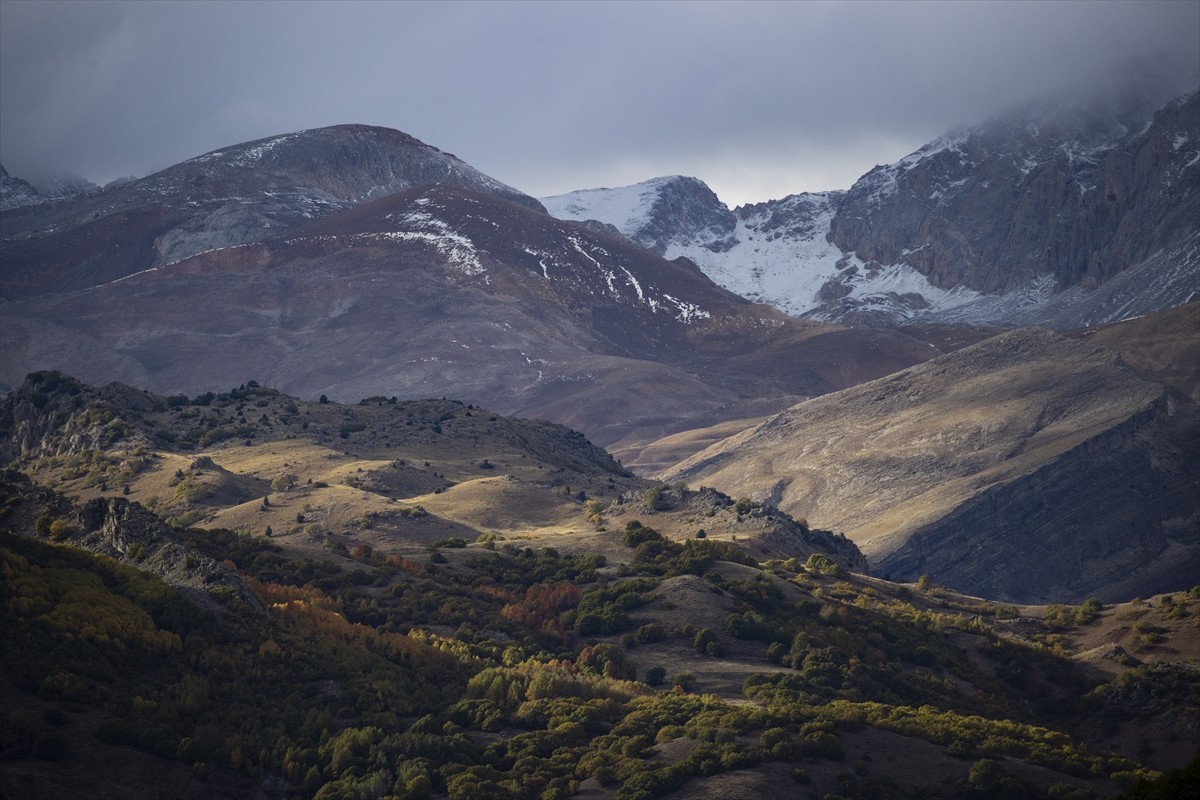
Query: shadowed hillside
663 326 1200 604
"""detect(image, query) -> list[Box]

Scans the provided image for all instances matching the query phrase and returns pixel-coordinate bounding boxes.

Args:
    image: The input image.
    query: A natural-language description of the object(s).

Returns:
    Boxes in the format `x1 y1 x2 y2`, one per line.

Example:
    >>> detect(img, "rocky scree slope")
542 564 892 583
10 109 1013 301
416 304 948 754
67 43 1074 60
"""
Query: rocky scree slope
663 326 1200 604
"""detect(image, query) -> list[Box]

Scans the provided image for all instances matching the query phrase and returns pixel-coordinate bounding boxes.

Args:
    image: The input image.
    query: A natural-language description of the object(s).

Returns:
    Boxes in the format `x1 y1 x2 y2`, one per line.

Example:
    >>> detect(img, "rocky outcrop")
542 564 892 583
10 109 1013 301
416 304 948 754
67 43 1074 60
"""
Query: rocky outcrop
829 90 1200 296
0 163 41 210
543 175 738 256
77 496 261 612
0 470 258 613
0 371 159 464
632 176 738 255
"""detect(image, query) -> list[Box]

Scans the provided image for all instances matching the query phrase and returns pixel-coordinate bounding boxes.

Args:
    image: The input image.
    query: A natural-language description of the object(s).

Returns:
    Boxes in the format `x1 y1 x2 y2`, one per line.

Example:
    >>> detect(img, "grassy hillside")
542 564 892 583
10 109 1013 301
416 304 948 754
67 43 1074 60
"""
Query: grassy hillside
1 373 1197 800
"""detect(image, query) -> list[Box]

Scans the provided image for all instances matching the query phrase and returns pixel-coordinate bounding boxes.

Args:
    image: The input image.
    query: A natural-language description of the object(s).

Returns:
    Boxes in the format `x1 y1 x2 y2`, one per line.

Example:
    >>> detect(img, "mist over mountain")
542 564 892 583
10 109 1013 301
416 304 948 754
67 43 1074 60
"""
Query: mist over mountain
2 78 1200 800
544 86 1200 330
0 164 41 210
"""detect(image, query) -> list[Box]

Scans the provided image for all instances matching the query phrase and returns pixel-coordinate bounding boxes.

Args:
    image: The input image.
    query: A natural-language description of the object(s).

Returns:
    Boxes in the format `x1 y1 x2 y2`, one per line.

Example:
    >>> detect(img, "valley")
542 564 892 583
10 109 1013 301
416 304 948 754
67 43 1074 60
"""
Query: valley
1 80 1197 800
1 373 1198 800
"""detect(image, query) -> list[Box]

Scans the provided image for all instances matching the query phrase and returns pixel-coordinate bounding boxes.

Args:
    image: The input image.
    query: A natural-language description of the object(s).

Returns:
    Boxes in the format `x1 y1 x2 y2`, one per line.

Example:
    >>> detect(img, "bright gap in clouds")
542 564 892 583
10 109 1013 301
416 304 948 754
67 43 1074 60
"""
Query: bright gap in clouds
520 133 931 210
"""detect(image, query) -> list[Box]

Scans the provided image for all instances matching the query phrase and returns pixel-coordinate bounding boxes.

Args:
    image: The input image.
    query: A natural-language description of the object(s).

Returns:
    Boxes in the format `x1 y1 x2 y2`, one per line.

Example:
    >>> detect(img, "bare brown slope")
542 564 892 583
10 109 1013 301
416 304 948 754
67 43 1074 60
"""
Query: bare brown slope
663 327 1200 603
1069 301 1200 405
0 125 543 300
0 184 936 451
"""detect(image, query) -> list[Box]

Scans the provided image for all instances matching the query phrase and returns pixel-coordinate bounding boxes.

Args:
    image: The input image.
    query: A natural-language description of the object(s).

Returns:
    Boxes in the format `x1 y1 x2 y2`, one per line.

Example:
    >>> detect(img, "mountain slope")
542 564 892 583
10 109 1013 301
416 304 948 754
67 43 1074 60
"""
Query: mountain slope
0 125 543 300
0 164 42 210
662 326 1200 603
544 88 1200 329
1 175 936 450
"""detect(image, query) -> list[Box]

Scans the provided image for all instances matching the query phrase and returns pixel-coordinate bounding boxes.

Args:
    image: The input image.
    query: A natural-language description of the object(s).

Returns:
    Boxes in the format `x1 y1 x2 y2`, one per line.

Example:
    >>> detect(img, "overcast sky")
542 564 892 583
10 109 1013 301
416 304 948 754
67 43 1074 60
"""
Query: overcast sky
1 0 1197 207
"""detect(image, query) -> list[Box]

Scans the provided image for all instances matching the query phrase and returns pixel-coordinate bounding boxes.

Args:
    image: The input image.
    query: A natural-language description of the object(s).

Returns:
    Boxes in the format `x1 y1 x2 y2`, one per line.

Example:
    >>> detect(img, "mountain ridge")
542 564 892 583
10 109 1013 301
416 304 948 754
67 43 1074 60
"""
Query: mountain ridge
543 86 1200 330
661 325 1200 603
0 124 544 301
1 174 937 450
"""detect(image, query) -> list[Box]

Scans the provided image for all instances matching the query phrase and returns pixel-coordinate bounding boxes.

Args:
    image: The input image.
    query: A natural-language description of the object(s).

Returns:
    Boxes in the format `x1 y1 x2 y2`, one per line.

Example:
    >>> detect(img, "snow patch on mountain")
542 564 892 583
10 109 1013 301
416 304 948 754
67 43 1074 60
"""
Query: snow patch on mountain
543 179 870 317
543 86 1199 331
542 168 1200 330
543 178 675 237
1 164 44 210
381 204 484 276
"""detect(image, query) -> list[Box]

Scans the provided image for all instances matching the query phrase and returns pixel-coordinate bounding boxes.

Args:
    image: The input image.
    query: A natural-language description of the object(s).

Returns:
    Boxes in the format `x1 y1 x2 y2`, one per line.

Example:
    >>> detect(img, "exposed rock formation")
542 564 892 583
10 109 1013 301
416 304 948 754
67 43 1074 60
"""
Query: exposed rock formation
0 470 257 612
543 175 737 257
831 90 1200 296
545 88 1200 329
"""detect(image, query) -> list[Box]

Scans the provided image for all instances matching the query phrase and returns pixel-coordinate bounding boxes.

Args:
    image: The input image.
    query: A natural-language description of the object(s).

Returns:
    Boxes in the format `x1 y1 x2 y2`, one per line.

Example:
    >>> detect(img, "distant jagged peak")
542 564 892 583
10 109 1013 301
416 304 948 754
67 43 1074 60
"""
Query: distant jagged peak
543 174 718 223
732 188 844 219
542 174 735 255
32 170 99 199
0 162 42 210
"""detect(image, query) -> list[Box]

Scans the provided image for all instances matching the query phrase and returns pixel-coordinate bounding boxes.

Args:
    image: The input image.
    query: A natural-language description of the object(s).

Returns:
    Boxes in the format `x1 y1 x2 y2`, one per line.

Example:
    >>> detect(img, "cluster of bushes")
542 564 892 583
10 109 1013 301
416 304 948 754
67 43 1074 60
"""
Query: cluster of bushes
1 488 1179 800
619 520 756 576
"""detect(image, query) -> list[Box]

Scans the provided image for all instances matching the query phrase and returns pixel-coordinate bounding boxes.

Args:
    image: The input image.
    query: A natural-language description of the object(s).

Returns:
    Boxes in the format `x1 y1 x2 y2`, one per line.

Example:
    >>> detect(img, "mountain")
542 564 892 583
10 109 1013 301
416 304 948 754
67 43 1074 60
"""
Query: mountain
662 325 1200 604
0 124 544 300
0 127 938 450
2 373 1197 800
0 370 863 571
543 175 738 257
0 164 42 210
544 178 846 318
543 87 1200 329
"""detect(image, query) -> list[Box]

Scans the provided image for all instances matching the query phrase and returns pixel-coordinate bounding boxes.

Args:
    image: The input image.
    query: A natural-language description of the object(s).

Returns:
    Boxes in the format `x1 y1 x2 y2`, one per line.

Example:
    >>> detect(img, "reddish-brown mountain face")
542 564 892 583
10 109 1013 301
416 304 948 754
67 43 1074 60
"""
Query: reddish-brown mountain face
0 131 937 449
0 125 544 300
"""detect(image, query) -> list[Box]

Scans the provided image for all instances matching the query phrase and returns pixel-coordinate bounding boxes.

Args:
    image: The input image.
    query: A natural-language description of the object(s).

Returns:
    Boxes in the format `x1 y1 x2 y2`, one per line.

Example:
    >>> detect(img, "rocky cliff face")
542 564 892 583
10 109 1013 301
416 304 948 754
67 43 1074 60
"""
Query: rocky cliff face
0 470 257 612
829 90 1200 297
0 371 160 465
662 326 1200 603
545 88 1200 329
0 164 41 210
543 175 737 256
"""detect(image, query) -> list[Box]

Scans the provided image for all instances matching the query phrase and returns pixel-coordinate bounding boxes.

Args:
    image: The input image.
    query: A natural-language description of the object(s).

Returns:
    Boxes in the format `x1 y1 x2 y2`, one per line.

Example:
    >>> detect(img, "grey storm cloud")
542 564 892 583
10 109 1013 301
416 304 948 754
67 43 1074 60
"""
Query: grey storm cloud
1 0 1197 207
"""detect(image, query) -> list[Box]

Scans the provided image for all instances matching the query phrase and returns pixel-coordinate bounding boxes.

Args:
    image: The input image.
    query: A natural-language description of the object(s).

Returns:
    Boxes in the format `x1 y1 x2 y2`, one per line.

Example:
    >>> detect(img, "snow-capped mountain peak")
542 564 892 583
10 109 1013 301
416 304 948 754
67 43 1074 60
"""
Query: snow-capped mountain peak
543 86 1200 330
543 175 736 256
